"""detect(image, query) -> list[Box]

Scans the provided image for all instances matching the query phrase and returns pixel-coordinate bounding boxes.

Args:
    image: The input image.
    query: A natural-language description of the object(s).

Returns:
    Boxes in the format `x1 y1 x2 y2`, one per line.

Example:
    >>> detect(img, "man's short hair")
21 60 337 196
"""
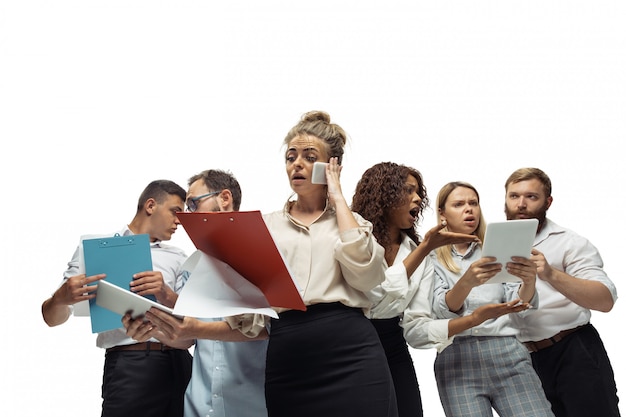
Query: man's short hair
505 168 552 198
137 180 187 211
188 170 242 211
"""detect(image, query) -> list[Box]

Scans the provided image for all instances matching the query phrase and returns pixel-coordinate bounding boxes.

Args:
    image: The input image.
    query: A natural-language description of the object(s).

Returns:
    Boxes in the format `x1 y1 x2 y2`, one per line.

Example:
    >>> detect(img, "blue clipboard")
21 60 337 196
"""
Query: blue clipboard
83 233 153 333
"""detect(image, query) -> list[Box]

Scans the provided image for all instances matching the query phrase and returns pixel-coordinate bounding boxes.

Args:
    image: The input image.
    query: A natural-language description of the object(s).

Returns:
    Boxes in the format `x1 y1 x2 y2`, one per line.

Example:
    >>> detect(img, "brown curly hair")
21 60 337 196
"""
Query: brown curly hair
351 162 428 251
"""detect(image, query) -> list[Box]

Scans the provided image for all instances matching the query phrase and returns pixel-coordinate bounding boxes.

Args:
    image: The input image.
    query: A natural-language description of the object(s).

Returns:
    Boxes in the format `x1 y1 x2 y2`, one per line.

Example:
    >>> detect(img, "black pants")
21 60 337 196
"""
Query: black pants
531 323 620 417
101 348 192 417
371 317 423 417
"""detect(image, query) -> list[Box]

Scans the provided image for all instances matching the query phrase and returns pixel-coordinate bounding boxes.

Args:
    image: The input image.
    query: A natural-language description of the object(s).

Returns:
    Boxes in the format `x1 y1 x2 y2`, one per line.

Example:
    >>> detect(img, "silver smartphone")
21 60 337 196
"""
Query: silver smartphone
312 162 328 184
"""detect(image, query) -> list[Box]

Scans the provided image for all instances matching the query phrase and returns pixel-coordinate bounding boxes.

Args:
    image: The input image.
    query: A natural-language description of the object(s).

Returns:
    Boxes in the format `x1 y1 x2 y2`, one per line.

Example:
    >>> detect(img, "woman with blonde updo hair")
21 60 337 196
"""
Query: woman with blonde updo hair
258 111 398 417
282 111 347 164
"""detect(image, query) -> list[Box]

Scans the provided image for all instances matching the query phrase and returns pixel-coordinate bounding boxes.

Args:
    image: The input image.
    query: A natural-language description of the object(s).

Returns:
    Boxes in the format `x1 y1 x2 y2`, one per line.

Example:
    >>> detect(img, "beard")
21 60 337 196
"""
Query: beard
505 202 549 229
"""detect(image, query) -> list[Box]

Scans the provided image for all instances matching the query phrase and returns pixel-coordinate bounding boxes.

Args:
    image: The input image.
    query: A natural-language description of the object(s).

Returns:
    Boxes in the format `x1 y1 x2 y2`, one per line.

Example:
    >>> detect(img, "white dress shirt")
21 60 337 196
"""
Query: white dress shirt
226 199 387 335
62 226 187 349
263 200 386 311
375 234 451 353
510 218 617 342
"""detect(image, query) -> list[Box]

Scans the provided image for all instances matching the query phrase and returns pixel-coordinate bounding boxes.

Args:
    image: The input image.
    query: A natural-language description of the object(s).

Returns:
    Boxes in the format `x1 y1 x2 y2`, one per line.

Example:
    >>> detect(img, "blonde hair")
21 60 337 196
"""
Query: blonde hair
434 181 486 274
283 111 348 164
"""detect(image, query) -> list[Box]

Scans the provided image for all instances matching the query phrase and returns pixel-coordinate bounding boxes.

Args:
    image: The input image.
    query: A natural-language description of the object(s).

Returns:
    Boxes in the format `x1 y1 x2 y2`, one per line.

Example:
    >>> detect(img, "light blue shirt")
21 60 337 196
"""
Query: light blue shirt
431 241 537 337
184 319 268 417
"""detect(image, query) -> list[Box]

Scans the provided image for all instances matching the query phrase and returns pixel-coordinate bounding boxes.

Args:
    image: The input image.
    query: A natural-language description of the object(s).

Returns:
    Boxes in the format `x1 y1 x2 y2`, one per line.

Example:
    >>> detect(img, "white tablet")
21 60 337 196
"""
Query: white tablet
95 279 181 319
481 218 539 284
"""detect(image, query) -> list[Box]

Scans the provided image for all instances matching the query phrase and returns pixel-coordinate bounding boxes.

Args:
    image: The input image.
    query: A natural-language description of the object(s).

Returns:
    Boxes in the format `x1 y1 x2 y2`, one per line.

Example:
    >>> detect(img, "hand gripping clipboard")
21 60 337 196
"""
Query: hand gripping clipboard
83 233 154 333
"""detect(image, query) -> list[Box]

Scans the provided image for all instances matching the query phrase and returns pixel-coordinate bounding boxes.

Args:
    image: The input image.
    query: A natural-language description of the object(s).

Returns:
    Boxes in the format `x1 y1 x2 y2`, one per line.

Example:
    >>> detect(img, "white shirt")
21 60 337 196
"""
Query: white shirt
62 226 187 349
375 234 451 353
226 200 386 335
263 200 386 311
511 218 618 342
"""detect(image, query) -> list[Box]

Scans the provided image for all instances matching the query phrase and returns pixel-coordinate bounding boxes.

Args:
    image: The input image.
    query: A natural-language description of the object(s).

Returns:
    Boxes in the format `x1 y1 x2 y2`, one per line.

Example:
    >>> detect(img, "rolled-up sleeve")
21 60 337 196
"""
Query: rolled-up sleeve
225 313 269 338
402 267 454 353
564 237 618 302
432 263 465 319
334 219 386 292
367 262 410 311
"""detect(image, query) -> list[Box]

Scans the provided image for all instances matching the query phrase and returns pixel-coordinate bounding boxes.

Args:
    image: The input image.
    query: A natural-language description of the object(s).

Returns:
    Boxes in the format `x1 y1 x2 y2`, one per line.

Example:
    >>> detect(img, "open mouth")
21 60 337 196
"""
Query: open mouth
409 207 419 219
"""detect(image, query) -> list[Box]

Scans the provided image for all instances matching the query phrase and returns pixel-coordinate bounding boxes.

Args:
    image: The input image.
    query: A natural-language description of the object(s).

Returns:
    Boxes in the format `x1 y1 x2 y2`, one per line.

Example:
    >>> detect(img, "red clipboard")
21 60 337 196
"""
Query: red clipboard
177 211 306 311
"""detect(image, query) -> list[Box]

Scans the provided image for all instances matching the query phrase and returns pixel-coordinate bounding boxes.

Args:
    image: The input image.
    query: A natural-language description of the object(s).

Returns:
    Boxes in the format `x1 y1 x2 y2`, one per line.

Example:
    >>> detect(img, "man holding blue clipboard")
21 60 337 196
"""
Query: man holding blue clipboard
41 179 192 417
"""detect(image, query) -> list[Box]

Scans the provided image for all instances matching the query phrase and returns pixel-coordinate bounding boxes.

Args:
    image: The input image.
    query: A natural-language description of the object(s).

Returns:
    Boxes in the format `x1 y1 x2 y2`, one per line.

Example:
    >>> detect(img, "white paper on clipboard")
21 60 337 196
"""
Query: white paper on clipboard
482 219 538 284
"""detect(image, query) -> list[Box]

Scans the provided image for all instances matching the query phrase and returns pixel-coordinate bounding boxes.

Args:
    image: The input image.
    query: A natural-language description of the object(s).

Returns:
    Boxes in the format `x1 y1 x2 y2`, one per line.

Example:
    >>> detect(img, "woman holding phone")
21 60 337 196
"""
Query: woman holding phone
259 111 397 417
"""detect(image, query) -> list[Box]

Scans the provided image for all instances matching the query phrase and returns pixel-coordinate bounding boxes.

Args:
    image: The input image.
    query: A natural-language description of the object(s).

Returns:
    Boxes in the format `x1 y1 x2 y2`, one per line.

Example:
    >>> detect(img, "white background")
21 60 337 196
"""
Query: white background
1 1 624 416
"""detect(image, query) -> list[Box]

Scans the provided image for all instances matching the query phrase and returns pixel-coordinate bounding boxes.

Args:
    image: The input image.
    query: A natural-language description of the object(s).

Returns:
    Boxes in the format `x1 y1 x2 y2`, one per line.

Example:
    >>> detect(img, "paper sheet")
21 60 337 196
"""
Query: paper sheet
173 250 278 319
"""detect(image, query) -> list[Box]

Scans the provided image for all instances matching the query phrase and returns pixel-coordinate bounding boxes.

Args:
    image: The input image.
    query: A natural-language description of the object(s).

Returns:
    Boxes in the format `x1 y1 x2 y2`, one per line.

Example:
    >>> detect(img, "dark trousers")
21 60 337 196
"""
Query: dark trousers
371 317 423 417
531 323 621 417
101 348 192 417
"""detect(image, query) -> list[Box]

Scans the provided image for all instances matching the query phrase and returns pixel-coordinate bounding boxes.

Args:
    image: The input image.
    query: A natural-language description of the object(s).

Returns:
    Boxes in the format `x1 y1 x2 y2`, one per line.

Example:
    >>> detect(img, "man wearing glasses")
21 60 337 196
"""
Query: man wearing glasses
186 190 221 213
124 169 269 417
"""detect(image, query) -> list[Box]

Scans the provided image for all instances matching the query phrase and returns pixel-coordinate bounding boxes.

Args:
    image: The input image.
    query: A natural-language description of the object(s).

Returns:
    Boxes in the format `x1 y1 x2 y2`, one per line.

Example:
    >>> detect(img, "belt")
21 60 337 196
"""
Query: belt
524 324 588 353
106 342 175 353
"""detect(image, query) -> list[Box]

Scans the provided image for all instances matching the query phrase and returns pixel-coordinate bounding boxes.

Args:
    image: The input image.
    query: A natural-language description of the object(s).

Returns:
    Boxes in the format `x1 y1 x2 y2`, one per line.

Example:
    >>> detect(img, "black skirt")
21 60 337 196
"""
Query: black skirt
370 317 423 417
265 302 398 417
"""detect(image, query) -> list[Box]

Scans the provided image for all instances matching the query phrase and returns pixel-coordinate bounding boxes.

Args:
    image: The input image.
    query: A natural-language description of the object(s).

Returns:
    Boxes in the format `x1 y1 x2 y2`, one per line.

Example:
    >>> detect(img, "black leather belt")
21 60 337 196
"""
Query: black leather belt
106 341 175 352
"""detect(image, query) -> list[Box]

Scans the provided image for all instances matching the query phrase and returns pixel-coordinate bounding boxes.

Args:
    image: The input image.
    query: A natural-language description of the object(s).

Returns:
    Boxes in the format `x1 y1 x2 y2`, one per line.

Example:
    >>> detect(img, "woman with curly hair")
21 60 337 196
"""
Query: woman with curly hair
352 163 530 417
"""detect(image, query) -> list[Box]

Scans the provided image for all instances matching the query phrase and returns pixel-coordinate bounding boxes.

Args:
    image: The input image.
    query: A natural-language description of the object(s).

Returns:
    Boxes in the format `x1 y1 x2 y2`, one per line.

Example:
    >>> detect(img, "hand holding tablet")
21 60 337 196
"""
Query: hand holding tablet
481 219 538 284
95 279 181 320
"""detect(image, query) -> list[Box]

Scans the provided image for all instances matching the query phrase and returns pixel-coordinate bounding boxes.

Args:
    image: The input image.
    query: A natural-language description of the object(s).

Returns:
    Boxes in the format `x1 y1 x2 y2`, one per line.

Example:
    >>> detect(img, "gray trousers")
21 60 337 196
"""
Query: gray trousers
434 335 554 417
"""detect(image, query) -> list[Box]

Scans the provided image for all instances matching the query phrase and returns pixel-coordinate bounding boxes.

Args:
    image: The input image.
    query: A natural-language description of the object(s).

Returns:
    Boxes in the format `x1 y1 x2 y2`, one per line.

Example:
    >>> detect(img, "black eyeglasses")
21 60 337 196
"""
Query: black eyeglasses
186 191 220 212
